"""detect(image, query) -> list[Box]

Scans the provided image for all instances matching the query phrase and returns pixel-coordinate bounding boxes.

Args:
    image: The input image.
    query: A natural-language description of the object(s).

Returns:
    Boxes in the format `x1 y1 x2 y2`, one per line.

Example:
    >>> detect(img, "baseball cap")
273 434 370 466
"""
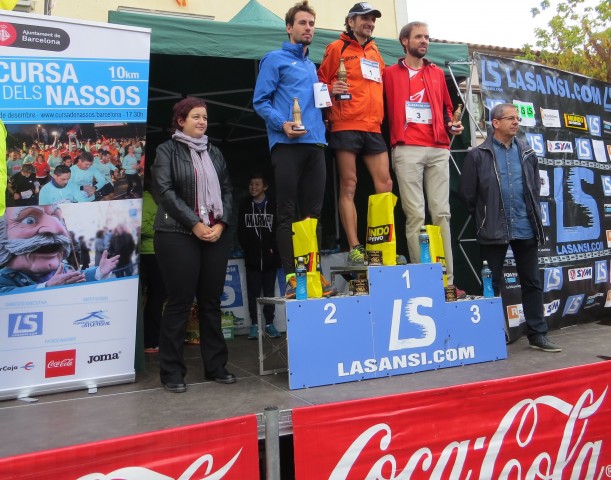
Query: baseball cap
348 2 382 18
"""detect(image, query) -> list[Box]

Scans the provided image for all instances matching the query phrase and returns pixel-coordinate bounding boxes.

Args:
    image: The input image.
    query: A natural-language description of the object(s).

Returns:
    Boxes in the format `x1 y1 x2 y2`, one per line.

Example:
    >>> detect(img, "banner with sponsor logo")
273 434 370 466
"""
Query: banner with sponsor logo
474 54 611 337
0 414 259 479
293 360 611 479
0 11 149 398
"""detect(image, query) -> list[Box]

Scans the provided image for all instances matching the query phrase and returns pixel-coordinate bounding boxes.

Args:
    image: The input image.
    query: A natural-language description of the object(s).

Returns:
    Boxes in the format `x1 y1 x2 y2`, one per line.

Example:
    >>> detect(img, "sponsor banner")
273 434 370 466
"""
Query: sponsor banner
293 361 611 479
0 275 138 394
0 11 149 124
0 415 259 479
0 193 142 399
475 53 611 335
0 12 148 399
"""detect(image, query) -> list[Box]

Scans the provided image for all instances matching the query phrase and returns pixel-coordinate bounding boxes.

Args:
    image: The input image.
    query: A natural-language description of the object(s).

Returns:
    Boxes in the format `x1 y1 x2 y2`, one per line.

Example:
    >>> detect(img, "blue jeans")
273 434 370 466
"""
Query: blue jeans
480 238 547 339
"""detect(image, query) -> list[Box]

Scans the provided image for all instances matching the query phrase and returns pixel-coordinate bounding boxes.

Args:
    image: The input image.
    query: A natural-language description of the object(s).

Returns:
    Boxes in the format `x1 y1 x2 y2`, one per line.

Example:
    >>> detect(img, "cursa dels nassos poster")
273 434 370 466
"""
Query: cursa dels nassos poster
0 10 150 400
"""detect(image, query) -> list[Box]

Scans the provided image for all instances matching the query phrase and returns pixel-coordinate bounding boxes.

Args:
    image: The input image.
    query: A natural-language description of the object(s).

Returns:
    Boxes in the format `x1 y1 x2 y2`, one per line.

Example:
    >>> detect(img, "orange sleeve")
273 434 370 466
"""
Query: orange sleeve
317 41 340 89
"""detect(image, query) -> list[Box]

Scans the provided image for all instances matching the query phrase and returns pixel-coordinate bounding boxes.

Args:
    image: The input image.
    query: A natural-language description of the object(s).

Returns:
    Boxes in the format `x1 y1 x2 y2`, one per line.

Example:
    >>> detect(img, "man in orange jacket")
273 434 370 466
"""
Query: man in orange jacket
318 2 392 265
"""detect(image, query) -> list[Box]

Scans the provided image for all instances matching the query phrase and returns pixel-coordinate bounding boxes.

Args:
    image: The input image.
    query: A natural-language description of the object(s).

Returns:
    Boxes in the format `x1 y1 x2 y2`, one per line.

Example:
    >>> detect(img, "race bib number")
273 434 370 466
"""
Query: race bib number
360 58 381 82
406 102 432 124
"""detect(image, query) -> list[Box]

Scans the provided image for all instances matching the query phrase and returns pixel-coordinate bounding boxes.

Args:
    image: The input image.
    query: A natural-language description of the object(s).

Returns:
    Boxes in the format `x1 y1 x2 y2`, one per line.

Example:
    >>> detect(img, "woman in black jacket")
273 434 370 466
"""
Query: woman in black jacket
152 97 234 393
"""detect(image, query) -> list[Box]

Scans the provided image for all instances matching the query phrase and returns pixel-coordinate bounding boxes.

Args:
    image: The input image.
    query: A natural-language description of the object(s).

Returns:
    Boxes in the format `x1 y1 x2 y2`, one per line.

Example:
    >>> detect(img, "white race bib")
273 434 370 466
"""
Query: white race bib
405 102 432 124
360 58 381 83
313 82 332 108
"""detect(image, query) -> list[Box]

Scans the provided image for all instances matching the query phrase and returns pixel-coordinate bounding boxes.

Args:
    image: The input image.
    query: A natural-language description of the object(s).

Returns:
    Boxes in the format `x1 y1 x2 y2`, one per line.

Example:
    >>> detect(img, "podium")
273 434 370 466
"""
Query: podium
258 263 507 390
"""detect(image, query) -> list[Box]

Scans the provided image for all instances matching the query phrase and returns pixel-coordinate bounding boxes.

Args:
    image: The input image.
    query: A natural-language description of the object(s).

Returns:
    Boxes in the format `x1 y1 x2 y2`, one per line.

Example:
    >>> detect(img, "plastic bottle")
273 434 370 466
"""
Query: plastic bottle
296 256 307 300
419 226 431 263
482 260 494 298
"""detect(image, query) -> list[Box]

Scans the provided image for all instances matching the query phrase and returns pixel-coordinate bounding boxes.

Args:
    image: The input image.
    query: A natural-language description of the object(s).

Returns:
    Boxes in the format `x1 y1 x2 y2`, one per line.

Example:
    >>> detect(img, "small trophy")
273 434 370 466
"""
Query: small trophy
451 103 462 131
453 104 463 122
335 58 352 101
292 97 306 131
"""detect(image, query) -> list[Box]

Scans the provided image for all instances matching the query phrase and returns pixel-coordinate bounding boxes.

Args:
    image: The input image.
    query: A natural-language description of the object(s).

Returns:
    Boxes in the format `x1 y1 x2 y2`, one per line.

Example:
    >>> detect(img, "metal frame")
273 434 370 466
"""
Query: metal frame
447 58 489 287
256 297 288 376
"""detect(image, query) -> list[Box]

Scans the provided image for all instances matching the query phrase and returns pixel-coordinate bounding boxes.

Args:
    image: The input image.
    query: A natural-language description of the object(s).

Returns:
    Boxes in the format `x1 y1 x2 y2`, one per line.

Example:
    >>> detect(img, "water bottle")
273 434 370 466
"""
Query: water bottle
419 226 431 263
482 260 494 298
296 256 307 300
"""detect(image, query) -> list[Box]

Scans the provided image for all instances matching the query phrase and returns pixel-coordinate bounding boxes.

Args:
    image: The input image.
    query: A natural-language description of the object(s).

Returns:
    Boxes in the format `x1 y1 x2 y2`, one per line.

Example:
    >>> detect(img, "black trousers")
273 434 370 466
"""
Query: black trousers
140 254 166 349
271 143 326 276
246 268 276 325
126 173 142 195
154 230 230 384
480 237 548 339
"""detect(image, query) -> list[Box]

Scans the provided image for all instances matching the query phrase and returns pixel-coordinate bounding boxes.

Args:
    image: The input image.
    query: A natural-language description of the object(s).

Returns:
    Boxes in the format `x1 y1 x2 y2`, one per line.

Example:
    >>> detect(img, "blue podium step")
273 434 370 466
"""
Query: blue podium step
285 264 507 389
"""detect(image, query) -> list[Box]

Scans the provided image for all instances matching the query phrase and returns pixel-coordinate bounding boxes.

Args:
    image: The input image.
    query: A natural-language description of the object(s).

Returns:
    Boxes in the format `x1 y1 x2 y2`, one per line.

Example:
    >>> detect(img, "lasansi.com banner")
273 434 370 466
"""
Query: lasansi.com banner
0 11 150 399
473 54 611 336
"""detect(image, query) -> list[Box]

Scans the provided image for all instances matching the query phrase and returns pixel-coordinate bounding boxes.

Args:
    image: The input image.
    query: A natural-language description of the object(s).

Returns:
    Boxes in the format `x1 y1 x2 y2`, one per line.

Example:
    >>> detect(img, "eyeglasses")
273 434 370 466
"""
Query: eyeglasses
496 116 522 122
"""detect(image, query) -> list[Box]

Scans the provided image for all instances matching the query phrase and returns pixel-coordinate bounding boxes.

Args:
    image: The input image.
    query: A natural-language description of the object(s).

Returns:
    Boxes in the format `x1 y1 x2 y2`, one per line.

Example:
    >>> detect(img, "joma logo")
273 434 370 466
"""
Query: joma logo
87 352 120 364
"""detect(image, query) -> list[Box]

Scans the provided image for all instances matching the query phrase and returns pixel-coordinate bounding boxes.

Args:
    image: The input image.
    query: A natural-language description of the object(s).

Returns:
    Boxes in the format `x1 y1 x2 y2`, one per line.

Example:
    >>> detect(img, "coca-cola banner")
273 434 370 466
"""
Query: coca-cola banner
293 361 611 479
0 414 259 479
473 54 611 340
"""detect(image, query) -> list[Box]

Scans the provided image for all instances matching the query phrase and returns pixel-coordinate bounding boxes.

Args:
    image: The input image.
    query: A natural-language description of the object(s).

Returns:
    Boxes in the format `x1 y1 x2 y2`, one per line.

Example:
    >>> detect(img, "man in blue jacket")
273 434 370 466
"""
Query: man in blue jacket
458 103 561 353
253 0 335 298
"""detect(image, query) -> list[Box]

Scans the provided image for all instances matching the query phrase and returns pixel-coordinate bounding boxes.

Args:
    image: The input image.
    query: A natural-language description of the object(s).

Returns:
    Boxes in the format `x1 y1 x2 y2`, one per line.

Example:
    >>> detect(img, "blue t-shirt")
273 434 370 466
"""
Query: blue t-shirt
39 179 79 205
122 154 139 175
69 164 108 202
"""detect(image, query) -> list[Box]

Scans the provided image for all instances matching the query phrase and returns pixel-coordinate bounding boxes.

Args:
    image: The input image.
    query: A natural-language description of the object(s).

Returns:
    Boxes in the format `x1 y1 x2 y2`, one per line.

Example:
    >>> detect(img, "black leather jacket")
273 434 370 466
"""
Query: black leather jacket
152 139 232 235
458 135 545 246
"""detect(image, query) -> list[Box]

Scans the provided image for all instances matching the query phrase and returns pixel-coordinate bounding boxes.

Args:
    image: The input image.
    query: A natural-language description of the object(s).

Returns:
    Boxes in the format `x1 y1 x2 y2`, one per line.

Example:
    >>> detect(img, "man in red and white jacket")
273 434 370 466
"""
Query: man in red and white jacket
383 21 464 294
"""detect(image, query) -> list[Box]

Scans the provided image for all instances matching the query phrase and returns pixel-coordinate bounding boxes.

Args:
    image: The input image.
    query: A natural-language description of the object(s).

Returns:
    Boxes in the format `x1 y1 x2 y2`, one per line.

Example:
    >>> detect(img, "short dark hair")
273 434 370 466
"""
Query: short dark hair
54 164 71 176
172 97 207 132
399 21 428 52
490 103 517 121
285 1 315 27
62 154 72 162
249 172 268 186
490 103 518 130
79 151 94 163
21 163 34 174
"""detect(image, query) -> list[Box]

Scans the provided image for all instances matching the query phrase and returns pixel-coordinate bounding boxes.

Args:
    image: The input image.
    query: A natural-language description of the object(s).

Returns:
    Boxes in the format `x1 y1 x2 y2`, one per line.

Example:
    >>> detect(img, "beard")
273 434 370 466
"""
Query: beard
407 44 427 59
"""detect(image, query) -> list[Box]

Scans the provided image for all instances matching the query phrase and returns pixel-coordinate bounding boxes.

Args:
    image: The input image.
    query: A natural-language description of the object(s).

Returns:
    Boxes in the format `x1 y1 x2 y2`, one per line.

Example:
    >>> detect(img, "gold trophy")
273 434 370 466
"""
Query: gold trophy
292 96 306 131
335 58 352 101
451 103 463 131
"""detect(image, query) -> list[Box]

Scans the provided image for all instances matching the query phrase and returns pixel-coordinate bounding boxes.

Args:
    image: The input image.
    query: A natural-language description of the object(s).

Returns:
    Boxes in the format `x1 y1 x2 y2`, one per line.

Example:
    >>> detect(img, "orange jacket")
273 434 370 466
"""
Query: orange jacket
318 33 385 133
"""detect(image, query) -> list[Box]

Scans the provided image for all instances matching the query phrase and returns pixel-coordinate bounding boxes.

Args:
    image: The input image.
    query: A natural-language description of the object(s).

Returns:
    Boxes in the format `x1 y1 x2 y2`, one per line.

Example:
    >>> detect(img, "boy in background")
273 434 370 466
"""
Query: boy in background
237 173 282 339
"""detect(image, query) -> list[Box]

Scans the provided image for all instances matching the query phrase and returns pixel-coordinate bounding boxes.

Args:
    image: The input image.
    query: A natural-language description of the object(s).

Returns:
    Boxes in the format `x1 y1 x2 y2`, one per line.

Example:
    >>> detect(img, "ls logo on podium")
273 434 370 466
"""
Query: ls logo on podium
389 297 435 350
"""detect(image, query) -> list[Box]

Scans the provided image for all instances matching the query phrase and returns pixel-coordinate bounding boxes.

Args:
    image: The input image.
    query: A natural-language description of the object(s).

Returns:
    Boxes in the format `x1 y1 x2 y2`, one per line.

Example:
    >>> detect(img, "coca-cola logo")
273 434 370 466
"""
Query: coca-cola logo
76 449 242 479
48 359 74 368
45 349 76 378
327 388 608 479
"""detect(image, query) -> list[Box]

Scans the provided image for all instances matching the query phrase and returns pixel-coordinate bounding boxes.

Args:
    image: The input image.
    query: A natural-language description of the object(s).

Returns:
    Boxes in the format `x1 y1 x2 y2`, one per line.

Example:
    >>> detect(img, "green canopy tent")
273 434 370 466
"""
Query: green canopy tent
108 5 469 145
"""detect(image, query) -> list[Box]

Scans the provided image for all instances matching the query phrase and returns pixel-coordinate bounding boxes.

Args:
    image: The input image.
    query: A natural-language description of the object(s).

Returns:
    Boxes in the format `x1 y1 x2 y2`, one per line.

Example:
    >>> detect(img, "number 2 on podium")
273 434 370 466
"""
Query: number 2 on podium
324 302 337 324
402 269 411 289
